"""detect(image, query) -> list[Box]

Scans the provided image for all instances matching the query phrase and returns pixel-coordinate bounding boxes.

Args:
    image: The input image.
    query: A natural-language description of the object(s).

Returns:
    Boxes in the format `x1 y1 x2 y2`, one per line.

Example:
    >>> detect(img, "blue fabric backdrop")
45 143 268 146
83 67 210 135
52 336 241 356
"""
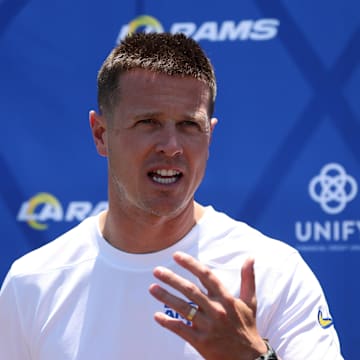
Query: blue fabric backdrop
1 1 359 358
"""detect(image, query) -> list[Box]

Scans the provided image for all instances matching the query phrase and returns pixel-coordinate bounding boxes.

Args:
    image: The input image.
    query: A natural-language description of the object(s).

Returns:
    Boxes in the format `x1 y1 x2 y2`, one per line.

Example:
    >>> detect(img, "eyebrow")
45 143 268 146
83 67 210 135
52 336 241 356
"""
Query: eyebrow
133 111 209 122
133 111 162 120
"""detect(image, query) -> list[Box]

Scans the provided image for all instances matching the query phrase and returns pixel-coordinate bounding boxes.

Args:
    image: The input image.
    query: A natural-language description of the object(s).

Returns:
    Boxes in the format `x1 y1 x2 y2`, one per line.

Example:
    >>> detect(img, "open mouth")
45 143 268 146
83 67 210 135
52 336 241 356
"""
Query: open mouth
148 169 183 185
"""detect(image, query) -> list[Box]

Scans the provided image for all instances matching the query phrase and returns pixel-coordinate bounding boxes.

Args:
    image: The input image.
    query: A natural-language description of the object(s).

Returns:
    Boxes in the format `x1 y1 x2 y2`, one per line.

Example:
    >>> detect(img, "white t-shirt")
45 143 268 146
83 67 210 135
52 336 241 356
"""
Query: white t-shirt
0 206 343 359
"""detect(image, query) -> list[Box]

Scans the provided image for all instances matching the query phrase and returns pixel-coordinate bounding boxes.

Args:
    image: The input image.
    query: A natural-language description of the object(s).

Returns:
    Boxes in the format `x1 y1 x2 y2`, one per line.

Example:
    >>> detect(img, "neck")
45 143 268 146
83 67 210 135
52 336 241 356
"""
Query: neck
99 201 205 253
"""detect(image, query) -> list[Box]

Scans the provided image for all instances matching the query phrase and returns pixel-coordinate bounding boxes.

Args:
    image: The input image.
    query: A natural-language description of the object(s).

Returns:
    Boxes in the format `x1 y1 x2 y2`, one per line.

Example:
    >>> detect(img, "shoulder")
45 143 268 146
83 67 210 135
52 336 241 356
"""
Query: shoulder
198 206 298 267
8 215 99 279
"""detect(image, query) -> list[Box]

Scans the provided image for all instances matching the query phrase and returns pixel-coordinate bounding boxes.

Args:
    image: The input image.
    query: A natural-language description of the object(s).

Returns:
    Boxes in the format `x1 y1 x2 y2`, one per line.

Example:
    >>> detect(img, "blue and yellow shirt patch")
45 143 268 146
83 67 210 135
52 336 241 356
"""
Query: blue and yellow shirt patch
318 307 334 329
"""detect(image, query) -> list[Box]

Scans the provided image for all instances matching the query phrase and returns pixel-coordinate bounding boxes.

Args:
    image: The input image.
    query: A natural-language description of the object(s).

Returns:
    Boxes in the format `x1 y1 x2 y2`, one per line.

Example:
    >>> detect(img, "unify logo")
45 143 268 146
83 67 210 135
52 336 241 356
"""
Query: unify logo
17 192 107 230
116 15 279 44
295 163 360 251
309 163 357 215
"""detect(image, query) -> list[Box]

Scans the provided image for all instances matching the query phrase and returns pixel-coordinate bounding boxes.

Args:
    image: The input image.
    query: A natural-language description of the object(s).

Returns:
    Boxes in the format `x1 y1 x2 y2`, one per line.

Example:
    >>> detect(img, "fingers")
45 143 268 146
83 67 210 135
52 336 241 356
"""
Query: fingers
150 265 210 314
149 252 262 359
152 310 198 344
172 252 228 297
149 282 203 325
150 253 257 321
240 257 257 310
149 253 228 330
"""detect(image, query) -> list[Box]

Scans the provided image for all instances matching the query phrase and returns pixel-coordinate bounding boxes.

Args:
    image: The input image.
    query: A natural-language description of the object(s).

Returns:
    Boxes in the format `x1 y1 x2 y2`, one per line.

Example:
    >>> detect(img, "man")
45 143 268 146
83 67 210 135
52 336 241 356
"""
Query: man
0 32 343 359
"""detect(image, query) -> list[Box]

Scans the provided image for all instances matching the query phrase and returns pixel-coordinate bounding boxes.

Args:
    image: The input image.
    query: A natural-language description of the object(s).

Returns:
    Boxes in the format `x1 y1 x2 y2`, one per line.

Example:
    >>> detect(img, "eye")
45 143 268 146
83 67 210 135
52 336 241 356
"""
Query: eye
179 119 208 133
136 119 159 126
180 120 201 129
183 120 197 126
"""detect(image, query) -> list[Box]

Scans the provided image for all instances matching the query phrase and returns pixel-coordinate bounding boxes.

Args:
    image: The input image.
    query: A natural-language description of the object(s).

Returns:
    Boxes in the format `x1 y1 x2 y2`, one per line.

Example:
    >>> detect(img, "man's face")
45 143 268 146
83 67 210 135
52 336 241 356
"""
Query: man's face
91 69 217 219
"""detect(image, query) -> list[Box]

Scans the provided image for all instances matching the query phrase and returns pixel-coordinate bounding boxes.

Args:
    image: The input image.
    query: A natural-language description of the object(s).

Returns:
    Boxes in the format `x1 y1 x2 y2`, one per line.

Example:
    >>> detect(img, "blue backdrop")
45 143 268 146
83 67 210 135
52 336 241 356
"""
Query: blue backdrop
1 1 359 358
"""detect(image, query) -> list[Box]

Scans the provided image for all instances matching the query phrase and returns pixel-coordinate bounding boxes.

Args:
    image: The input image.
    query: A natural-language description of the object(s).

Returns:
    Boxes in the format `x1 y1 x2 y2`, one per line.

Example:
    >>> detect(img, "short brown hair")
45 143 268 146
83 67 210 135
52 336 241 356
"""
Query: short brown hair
97 32 216 116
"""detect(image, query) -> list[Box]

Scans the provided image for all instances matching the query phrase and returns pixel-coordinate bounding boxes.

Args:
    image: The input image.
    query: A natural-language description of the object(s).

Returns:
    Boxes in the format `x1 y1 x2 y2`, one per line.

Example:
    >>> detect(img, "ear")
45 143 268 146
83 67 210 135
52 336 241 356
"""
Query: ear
210 117 218 132
209 117 218 141
207 117 218 159
89 110 108 157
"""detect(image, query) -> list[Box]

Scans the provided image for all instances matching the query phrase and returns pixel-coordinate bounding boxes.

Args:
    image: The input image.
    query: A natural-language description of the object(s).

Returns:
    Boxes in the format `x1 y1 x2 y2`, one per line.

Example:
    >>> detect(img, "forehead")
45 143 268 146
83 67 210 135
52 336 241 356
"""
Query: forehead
116 69 212 116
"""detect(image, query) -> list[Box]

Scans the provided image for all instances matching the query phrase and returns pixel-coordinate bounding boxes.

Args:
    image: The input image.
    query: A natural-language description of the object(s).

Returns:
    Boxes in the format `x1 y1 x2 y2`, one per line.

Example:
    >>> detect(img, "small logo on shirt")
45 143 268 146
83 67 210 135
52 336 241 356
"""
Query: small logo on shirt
163 302 196 326
318 307 334 329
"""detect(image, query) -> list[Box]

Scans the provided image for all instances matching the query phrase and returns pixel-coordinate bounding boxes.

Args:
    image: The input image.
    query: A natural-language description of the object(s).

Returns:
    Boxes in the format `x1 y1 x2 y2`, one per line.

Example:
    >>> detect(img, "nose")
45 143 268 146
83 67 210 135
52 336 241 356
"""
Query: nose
155 125 183 157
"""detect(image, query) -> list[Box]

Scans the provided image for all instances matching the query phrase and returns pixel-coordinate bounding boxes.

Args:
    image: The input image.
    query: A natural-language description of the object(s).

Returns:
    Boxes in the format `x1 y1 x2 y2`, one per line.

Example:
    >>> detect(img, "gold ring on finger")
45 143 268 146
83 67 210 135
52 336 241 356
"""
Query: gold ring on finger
186 306 198 321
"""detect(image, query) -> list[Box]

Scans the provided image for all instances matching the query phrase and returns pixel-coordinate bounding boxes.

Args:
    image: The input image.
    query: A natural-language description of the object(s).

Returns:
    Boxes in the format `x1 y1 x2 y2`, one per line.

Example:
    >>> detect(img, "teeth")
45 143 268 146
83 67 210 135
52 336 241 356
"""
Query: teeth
153 176 177 184
154 169 180 176
151 169 181 184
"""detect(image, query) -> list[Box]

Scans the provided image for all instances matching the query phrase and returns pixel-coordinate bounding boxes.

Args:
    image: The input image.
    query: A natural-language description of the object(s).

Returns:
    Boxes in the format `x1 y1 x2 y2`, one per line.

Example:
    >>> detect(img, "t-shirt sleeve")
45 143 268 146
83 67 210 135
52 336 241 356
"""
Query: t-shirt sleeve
0 270 31 360
263 252 343 359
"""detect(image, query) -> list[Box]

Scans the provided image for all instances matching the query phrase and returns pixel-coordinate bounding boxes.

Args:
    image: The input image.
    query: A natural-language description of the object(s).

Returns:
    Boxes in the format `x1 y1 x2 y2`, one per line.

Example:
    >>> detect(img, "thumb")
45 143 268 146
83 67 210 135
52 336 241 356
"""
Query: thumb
240 257 257 311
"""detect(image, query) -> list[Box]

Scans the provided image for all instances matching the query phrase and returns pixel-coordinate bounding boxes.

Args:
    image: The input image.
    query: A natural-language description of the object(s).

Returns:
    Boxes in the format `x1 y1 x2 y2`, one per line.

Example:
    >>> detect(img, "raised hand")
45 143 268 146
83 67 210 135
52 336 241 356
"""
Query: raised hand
149 251 267 360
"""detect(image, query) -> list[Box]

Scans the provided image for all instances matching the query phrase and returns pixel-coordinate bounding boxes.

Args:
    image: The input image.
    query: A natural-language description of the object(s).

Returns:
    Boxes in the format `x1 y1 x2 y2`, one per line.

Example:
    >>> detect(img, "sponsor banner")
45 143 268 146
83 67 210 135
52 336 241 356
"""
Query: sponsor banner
295 163 359 252
17 193 107 231
116 15 280 43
